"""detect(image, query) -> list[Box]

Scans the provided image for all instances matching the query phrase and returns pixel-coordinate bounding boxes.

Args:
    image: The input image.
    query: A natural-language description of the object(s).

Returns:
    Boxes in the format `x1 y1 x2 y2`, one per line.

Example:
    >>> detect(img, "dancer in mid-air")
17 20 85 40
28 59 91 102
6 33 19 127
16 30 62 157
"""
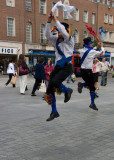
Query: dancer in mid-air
78 37 104 111
44 11 74 121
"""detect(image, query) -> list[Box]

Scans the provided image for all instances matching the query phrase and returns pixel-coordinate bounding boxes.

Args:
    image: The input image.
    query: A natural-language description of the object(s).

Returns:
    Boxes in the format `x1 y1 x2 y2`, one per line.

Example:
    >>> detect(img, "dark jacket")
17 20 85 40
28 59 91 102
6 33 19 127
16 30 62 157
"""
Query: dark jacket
34 63 46 80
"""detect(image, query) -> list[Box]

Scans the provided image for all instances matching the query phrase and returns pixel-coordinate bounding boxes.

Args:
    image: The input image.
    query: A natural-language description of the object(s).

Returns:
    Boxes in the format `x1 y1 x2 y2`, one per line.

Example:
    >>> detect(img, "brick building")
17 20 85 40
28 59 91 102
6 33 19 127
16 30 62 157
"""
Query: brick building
0 0 114 72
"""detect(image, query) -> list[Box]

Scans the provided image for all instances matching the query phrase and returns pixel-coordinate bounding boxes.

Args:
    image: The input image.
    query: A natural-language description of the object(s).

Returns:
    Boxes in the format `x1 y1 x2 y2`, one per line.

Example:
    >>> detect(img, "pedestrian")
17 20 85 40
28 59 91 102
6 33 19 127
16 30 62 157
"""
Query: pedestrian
18 55 29 95
44 11 74 121
44 60 54 88
77 37 105 111
100 58 110 86
31 57 46 96
93 58 102 90
5 59 16 88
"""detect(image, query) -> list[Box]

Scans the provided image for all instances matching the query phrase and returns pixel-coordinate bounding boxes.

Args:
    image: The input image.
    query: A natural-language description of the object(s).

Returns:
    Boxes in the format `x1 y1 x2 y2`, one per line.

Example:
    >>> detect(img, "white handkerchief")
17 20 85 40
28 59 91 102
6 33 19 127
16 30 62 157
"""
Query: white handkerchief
52 0 76 19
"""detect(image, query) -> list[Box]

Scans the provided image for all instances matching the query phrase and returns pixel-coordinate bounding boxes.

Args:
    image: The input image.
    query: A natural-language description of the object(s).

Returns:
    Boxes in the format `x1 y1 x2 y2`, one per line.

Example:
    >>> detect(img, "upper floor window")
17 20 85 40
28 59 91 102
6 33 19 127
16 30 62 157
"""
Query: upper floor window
74 30 79 44
40 24 47 44
83 31 88 39
40 0 46 14
7 18 15 36
109 32 113 42
83 11 88 23
52 2 58 16
109 15 113 24
104 13 108 23
26 22 32 42
92 13 95 25
74 9 79 21
102 0 105 4
26 0 32 11
91 35 94 41
97 0 100 3
107 0 110 6
6 0 15 7
112 2 114 7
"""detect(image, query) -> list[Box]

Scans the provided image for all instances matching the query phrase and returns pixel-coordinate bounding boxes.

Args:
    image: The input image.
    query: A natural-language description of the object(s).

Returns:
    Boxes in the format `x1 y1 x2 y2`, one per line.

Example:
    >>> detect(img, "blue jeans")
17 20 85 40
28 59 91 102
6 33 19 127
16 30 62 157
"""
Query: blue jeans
101 72 107 86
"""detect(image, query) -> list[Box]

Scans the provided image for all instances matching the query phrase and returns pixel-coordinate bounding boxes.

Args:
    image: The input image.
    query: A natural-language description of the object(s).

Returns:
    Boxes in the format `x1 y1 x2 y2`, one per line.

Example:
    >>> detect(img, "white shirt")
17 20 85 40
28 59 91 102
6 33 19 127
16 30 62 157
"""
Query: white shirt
101 61 110 72
45 21 74 62
7 63 15 74
79 47 105 69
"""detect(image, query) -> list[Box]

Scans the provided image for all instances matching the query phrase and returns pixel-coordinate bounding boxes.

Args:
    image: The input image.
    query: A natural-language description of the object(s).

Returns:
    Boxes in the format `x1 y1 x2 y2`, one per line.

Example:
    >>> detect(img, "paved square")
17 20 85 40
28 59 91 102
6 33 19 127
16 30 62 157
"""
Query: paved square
0 75 114 160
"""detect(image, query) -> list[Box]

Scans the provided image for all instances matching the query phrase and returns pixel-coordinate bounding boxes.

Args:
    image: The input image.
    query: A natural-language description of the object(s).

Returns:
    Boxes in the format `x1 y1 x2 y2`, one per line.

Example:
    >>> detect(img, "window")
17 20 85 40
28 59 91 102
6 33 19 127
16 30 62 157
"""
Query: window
109 32 113 41
26 22 32 42
74 30 79 43
63 11 68 19
83 31 88 39
26 0 32 11
107 0 110 6
52 2 58 16
74 9 79 21
104 13 108 23
109 15 113 24
7 18 15 36
83 11 88 23
40 24 46 44
40 0 46 14
91 35 94 41
92 13 95 25
97 0 100 3
104 31 108 41
112 2 114 7
6 0 15 7
102 0 105 4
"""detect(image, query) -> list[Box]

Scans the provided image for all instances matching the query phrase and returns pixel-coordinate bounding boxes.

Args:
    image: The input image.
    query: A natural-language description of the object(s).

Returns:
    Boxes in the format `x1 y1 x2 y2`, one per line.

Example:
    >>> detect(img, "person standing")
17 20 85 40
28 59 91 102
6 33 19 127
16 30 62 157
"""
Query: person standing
93 58 102 90
44 11 74 121
44 60 54 88
5 59 15 88
78 37 105 111
100 58 110 86
18 55 29 95
31 57 46 96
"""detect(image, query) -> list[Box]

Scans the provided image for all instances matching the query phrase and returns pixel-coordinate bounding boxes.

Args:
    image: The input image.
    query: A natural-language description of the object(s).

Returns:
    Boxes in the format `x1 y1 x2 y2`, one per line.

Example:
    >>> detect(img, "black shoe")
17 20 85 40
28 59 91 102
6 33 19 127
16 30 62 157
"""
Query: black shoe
31 94 36 96
89 104 98 111
64 88 73 103
78 82 83 93
46 112 60 121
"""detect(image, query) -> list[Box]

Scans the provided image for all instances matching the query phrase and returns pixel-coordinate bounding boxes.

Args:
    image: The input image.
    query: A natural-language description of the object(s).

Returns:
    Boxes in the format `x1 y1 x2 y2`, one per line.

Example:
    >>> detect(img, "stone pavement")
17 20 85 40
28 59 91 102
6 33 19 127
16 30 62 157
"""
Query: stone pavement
0 75 114 160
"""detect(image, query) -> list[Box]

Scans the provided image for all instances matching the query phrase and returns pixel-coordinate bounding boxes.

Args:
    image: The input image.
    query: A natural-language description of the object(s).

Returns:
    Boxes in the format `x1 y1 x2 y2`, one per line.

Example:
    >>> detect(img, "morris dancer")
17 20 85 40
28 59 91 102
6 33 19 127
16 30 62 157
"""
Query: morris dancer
78 37 104 111
44 11 74 121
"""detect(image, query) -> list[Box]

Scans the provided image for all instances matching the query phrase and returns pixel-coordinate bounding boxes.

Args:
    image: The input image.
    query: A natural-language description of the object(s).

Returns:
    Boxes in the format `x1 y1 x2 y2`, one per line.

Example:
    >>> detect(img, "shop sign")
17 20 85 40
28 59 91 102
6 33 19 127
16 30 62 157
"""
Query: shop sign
0 47 19 54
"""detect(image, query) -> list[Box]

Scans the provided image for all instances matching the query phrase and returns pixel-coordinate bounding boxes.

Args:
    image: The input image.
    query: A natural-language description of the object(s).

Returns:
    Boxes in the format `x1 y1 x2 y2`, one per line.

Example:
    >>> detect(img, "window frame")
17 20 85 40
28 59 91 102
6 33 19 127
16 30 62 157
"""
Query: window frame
40 0 46 14
6 0 15 7
26 22 32 43
7 17 15 37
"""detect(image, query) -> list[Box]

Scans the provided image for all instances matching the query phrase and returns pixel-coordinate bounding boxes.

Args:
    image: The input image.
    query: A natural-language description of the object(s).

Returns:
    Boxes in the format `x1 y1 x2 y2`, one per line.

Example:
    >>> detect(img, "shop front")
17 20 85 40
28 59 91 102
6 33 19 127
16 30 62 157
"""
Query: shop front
0 43 22 74
25 49 55 67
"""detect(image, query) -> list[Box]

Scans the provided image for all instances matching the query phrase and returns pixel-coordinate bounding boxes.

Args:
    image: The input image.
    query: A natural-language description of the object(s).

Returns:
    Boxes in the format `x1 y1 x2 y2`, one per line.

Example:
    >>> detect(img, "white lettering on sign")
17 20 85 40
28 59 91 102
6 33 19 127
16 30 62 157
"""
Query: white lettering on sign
0 47 19 54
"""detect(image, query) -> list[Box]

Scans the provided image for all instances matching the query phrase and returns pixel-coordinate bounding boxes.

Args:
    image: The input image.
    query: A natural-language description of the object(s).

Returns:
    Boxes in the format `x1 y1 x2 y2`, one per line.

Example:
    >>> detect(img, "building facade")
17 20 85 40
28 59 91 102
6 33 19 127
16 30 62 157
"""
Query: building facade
0 0 114 72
